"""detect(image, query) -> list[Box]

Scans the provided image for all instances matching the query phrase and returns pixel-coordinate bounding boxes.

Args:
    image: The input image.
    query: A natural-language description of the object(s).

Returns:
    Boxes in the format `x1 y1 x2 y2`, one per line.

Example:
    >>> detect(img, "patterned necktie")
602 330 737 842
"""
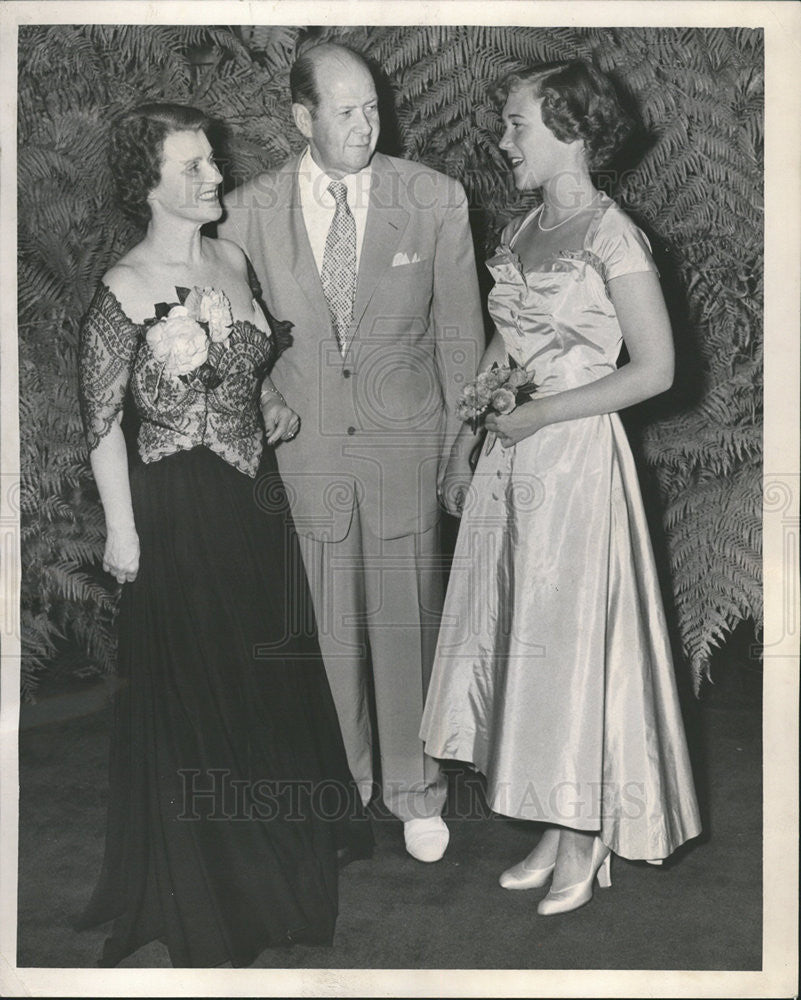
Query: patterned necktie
321 180 356 356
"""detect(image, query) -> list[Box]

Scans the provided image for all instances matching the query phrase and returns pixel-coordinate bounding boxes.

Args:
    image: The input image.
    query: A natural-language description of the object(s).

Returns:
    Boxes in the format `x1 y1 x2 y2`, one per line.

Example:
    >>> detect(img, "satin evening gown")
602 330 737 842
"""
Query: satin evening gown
420 194 701 861
77 280 370 967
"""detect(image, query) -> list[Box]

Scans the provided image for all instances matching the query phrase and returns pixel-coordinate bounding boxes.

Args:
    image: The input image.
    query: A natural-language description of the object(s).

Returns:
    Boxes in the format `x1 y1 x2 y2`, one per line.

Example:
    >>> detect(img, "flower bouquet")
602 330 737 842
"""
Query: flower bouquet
456 357 537 434
145 286 233 391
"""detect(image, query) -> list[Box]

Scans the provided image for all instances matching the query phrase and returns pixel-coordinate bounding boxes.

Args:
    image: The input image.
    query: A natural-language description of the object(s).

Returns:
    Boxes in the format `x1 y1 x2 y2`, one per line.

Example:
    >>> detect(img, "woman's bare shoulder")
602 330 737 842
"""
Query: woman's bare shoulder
101 246 154 323
207 235 248 275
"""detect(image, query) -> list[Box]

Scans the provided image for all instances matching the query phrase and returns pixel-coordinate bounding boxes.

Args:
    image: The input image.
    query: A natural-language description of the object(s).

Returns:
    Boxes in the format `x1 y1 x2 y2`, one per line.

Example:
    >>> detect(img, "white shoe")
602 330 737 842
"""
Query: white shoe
404 816 449 863
499 828 560 890
537 836 612 916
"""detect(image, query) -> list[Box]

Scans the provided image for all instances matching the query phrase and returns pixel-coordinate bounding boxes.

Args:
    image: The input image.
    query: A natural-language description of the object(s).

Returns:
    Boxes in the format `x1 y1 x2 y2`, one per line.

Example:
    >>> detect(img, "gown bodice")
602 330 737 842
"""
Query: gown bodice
486 194 658 396
80 282 285 477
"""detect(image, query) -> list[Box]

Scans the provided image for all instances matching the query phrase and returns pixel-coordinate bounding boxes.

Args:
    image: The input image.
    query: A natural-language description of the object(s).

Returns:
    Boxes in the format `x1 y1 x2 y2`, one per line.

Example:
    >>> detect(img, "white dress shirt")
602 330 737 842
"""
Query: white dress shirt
297 146 372 276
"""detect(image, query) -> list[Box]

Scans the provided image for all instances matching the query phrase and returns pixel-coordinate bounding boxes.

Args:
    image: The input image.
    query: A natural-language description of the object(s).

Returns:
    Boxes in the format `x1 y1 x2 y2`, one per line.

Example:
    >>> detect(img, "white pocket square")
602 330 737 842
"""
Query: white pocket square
392 251 422 267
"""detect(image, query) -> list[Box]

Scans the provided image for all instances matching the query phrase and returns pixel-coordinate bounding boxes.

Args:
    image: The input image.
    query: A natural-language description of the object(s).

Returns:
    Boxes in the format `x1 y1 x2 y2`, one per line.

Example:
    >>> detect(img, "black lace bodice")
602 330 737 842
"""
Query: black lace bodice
79 282 289 478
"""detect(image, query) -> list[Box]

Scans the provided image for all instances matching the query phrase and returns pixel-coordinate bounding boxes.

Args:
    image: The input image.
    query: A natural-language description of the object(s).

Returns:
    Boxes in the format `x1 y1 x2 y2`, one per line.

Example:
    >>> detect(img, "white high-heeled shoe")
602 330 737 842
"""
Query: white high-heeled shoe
499 829 560 890
537 836 612 915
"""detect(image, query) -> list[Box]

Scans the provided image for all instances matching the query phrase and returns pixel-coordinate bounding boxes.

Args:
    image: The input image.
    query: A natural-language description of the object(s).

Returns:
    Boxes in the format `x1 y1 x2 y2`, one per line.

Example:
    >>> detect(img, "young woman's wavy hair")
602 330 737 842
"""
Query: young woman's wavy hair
495 60 633 169
109 103 211 224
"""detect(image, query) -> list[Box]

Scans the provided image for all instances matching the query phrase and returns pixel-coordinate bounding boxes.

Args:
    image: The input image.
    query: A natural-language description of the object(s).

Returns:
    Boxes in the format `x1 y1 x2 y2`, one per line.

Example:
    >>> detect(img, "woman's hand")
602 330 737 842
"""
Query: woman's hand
438 444 475 517
484 400 548 449
262 399 300 446
103 526 140 584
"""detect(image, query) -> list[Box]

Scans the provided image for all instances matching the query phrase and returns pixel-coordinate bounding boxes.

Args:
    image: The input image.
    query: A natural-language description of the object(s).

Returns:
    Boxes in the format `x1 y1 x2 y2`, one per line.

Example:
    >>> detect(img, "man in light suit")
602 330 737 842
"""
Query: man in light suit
220 42 484 862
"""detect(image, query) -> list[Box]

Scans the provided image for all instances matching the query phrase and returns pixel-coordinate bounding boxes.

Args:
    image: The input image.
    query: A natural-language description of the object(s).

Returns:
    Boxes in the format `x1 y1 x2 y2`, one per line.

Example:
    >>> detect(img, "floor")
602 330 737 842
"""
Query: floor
15 659 762 973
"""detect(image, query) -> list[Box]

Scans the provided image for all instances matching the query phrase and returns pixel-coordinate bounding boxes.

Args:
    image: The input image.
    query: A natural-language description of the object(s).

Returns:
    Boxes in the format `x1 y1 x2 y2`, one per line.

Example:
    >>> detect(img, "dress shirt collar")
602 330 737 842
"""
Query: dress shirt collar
298 146 372 211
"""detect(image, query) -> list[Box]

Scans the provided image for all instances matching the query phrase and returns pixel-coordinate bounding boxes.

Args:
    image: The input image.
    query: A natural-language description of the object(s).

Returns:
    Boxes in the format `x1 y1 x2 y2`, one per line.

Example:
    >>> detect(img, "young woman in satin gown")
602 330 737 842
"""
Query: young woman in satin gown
422 61 701 915
77 103 370 967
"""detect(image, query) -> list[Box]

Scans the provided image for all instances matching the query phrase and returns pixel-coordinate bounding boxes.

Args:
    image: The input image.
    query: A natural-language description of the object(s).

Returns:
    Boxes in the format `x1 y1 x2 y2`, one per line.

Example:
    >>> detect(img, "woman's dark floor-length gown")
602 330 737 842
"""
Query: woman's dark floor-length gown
77 281 370 968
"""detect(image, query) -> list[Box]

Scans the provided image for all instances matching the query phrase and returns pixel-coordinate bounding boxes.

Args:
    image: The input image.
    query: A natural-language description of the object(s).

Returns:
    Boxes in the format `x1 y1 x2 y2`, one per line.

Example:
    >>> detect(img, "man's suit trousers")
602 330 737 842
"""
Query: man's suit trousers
297 502 448 823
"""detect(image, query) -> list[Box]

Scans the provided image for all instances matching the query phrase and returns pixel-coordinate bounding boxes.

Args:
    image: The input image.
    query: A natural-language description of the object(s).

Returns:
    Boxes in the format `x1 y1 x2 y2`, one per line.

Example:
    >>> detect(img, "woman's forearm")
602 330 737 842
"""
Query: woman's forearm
478 329 508 373
89 418 136 532
535 356 673 428
259 375 286 409
535 270 674 428
485 270 674 446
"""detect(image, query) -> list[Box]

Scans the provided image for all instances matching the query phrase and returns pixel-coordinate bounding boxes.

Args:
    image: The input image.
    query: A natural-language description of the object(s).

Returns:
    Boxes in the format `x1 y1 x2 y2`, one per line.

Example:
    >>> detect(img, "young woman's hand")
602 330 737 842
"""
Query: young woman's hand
104 526 140 584
439 449 475 517
484 400 547 448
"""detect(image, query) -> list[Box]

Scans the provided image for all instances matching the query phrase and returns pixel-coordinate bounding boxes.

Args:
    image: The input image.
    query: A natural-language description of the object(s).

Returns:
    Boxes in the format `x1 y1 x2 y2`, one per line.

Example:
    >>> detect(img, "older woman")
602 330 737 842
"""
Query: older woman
422 61 701 914
77 103 369 967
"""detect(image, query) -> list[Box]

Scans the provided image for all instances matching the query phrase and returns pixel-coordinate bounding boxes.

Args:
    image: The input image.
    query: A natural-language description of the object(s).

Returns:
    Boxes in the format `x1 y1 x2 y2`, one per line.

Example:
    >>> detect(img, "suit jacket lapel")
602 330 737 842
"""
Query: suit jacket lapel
261 153 409 360
352 154 410 333
265 157 332 329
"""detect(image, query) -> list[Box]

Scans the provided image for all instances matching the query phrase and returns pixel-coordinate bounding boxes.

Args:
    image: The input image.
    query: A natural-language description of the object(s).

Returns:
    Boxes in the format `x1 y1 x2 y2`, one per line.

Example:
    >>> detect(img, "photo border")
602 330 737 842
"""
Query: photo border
1 2 798 996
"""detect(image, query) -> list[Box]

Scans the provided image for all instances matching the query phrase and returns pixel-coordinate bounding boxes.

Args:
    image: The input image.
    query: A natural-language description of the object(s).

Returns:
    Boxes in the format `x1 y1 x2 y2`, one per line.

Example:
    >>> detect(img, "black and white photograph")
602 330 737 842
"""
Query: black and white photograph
0 1 798 996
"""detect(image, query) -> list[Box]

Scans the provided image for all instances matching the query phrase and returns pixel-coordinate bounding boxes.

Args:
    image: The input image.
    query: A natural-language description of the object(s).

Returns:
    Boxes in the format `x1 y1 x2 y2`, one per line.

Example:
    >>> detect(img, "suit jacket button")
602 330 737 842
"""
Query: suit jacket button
347 426 356 435
343 369 351 378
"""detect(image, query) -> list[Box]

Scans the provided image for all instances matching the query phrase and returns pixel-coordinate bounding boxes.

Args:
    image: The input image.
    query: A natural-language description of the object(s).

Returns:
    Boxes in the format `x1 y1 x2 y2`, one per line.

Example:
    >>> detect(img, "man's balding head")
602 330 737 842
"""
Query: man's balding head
290 43 373 117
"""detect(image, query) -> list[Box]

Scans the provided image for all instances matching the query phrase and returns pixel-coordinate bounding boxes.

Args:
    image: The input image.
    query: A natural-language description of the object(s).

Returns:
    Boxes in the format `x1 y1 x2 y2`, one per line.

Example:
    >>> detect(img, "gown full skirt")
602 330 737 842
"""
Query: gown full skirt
78 445 371 967
421 412 701 861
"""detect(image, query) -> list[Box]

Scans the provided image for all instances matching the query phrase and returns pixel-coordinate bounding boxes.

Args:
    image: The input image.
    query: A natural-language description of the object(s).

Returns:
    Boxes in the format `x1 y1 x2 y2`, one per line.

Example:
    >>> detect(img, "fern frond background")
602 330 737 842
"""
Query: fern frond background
17 24 762 697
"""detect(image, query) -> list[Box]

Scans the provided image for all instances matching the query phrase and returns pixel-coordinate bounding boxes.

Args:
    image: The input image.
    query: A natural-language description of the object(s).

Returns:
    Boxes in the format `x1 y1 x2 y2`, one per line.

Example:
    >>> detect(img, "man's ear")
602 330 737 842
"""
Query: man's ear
292 102 313 140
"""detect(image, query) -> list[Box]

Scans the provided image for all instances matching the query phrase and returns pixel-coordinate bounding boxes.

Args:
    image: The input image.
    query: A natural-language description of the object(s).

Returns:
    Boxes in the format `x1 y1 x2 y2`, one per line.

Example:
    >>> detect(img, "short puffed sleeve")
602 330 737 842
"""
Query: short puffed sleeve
592 207 659 281
79 283 141 452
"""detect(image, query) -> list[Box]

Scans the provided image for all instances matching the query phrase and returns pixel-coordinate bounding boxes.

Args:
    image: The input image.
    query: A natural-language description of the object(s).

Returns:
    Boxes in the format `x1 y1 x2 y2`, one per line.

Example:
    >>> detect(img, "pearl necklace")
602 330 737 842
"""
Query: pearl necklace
537 200 598 232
